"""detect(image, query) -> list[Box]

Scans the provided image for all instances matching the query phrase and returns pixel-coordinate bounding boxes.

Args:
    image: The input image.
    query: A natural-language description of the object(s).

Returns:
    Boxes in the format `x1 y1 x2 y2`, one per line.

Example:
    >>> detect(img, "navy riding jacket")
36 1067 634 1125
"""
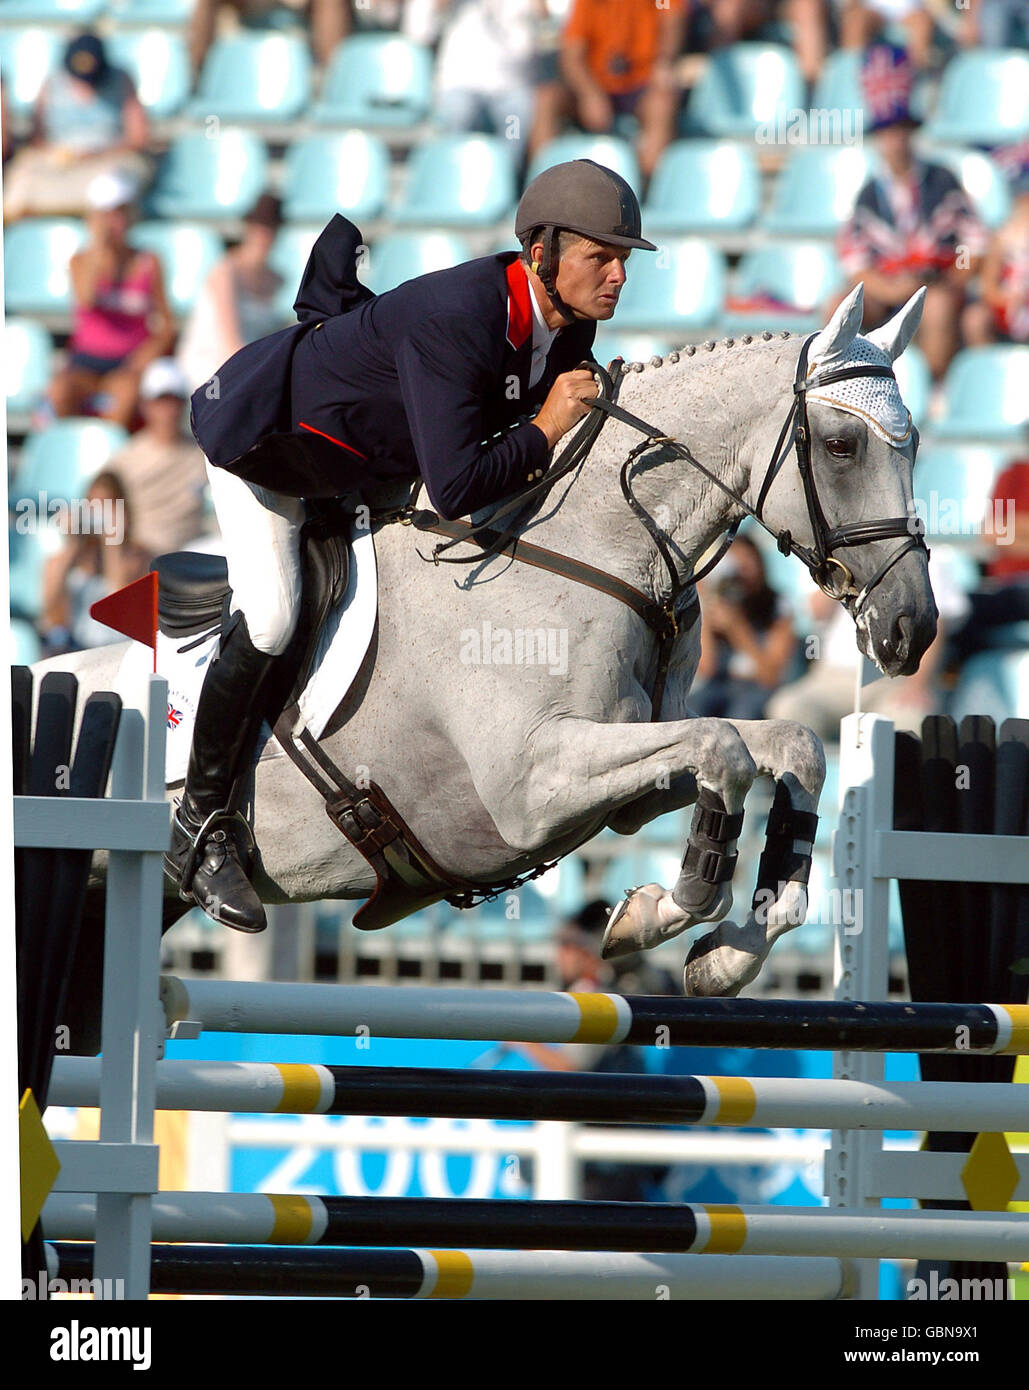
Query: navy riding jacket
191 215 597 520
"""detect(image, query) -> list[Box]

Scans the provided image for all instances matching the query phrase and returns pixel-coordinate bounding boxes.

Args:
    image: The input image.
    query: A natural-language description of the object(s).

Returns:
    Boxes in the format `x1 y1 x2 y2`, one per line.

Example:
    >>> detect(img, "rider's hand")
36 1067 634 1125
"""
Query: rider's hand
533 369 600 450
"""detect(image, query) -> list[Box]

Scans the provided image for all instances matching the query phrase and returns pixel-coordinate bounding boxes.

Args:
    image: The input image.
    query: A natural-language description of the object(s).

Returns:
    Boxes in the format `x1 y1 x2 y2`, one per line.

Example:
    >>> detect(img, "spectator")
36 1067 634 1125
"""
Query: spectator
188 0 348 74
106 359 213 559
768 552 970 740
39 470 152 655
838 0 933 69
692 535 797 721
946 459 1029 670
957 0 1029 46
963 162 1029 349
48 171 176 429
783 0 831 89
3 32 151 222
178 193 287 392
836 43 986 380
559 0 687 182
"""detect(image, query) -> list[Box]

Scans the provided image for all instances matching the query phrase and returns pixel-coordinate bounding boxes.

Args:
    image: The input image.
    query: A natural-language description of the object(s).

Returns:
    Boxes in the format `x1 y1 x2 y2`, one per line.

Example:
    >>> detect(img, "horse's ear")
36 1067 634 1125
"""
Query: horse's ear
809 283 864 366
865 287 926 362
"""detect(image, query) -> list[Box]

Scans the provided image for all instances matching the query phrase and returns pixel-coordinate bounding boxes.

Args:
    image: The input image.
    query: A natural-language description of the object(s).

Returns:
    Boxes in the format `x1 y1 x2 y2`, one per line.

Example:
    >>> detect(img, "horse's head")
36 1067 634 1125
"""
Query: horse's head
754 282 936 677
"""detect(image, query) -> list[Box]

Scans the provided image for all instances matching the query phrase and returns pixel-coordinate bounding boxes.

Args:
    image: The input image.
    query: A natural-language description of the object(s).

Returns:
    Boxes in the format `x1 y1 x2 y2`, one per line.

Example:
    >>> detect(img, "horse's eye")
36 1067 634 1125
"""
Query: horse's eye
825 437 855 458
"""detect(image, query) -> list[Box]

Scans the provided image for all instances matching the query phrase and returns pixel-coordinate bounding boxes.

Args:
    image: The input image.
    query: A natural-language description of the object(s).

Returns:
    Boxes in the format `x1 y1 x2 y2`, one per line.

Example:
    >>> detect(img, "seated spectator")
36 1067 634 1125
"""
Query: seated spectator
178 193 287 392
783 0 831 90
3 32 151 222
946 459 1029 670
835 43 985 380
39 470 152 655
838 0 933 69
957 0 1029 46
107 359 213 558
559 0 687 182
963 162 1029 349
692 535 797 721
188 0 348 73
48 172 176 429
768 551 970 741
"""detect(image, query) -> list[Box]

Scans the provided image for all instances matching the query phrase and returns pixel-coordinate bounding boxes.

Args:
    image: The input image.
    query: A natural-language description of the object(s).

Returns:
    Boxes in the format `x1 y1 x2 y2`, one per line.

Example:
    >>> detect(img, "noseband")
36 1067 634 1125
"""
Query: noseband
592 333 928 613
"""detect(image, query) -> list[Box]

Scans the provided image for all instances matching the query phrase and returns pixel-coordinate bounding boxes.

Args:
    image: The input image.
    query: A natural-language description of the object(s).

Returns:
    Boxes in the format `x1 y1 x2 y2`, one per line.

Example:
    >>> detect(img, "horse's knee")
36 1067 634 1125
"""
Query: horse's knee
770 719 826 799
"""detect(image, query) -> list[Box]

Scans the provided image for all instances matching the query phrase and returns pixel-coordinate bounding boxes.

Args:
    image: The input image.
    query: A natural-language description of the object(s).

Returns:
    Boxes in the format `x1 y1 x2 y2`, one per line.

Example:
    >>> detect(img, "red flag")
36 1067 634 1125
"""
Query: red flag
90 572 159 672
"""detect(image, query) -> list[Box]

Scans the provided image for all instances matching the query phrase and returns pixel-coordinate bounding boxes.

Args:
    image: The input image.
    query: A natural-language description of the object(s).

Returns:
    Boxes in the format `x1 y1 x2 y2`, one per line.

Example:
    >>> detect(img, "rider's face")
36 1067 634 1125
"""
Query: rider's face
551 239 630 320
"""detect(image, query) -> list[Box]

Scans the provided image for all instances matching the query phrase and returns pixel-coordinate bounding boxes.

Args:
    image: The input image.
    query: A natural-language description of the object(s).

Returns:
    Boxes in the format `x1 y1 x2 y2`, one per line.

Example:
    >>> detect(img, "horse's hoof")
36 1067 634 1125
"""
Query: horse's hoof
681 920 765 998
601 883 690 959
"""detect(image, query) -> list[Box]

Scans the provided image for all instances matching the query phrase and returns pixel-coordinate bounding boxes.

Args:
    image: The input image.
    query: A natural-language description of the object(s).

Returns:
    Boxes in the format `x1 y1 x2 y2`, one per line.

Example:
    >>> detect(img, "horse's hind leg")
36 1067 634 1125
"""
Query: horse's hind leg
681 718 825 997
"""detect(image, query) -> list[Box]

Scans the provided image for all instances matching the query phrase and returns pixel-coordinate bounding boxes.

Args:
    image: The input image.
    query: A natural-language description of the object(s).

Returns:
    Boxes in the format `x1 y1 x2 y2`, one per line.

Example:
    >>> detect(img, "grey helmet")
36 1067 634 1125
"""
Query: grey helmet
515 159 656 320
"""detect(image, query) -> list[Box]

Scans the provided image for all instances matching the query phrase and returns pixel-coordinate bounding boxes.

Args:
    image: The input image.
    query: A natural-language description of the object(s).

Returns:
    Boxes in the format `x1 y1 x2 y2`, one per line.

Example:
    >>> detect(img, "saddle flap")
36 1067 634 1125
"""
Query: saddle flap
152 551 229 638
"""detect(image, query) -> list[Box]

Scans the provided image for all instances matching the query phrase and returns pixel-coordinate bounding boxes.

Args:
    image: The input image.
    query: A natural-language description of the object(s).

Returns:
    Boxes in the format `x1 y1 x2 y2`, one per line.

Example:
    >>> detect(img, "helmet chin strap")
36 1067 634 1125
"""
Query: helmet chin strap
532 226 577 326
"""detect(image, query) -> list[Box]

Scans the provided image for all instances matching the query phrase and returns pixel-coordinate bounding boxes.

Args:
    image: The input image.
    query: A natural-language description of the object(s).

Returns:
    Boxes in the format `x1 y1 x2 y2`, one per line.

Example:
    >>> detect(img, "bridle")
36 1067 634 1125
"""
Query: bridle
589 332 928 620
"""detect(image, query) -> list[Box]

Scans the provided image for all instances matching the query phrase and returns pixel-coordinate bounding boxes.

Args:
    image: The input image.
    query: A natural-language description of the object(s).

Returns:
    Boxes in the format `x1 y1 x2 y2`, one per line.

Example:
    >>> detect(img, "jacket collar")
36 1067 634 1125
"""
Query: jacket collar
505 258 533 352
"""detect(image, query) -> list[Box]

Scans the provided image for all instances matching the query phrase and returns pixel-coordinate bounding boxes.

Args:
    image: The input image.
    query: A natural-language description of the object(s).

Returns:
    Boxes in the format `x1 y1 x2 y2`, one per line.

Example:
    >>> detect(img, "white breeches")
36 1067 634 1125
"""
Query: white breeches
206 461 307 657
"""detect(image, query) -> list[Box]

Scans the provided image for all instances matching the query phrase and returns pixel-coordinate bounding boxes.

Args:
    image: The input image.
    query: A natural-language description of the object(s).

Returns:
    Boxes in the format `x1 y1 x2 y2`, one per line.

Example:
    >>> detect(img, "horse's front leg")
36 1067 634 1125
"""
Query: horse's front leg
679 718 826 998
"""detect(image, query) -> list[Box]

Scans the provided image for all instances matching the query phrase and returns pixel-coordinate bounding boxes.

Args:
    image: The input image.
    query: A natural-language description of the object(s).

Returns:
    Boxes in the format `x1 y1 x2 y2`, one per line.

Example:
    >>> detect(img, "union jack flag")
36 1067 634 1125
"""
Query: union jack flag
167 704 183 728
861 44 913 129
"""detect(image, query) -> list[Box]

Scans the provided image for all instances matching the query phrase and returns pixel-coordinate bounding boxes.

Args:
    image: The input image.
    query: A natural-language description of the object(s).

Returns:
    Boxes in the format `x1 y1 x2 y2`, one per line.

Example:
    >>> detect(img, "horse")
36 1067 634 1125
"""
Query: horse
36 282 936 1027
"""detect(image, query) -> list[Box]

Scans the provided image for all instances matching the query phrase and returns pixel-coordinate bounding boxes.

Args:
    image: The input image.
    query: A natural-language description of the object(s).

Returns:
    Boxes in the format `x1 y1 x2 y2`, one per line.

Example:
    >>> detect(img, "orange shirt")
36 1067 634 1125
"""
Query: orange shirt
563 0 685 96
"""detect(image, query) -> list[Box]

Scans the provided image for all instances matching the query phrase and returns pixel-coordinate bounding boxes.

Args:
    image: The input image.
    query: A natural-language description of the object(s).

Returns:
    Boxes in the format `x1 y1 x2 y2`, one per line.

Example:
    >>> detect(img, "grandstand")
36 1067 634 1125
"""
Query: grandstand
5 0 1029 989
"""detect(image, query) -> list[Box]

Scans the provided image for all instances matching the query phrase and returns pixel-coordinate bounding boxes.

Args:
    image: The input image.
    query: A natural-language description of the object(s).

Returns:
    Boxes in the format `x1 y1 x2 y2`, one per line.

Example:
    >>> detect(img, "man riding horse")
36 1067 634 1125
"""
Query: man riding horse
167 159 657 934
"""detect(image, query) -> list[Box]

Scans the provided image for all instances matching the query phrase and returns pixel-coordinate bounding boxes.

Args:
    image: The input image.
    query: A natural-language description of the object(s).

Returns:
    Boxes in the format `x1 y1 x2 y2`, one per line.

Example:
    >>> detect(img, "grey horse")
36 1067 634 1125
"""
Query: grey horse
39 282 936 1003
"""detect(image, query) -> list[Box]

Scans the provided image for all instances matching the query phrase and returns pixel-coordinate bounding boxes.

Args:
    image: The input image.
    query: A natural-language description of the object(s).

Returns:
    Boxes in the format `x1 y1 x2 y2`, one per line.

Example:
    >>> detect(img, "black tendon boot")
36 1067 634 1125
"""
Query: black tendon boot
164 614 289 932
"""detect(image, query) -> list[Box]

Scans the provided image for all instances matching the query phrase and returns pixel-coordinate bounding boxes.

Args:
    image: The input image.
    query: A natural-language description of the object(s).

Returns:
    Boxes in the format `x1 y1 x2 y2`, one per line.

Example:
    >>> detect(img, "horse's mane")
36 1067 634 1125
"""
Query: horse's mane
618 330 797 374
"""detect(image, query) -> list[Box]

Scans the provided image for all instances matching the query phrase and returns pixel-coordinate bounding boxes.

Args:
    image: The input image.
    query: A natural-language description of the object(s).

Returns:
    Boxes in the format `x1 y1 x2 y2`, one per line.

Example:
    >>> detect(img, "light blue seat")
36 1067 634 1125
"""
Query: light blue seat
683 43 805 139
644 140 759 233
722 242 844 335
949 649 1029 723
3 218 85 314
591 330 676 367
268 225 321 316
106 29 190 120
526 135 640 196
4 319 53 415
924 48 1029 146
8 526 50 622
145 130 269 220
931 346 1029 440
392 136 517 228
363 231 472 294
612 239 726 333
106 0 193 22
0 27 59 114
312 34 433 128
12 419 129 508
128 221 224 318
763 146 875 236
9 617 42 666
0 0 105 19
912 445 1005 541
811 48 863 123
926 145 1012 230
892 342 930 429
282 131 390 223
187 33 312 123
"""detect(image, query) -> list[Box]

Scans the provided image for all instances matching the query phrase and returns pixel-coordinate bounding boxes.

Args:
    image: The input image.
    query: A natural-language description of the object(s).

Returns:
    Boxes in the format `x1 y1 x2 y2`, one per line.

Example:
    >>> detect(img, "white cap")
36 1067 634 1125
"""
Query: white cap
140 358 189 401
86 169 138 211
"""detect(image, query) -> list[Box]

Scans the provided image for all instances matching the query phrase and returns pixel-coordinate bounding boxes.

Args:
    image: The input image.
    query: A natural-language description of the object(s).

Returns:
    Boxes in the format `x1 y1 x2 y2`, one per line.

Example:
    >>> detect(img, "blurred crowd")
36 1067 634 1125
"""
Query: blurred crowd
4 0 1029 728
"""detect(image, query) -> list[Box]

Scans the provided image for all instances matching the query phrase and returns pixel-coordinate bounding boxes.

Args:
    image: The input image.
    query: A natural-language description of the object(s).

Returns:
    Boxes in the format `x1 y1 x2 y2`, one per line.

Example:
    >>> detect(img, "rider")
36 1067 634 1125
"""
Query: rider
165 159 657 933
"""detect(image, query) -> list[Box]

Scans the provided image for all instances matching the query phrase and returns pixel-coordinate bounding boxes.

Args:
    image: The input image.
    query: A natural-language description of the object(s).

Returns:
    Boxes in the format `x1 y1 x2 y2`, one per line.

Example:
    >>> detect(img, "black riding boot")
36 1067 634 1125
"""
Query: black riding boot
164 613 293 933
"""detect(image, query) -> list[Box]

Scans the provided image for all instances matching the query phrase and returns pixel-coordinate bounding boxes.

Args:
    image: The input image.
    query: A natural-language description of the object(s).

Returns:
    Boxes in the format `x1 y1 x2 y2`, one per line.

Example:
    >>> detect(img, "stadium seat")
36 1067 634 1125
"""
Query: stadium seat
925 146 1012 230
8 526 52 623
763 146 875 236
145 130 269 220
811 48 863 122
128 221 224 318
924 48 1029 146
187 33 312 123
592 330 677 367
949 648 1029 723
363 231 472 294
892 342 930 429
268 225 321 315
931 346 1029 440
912 445 1005 542
312 34 433 128
612 240 726 334
3 219 86 315
644 140 760 233
0 27 60 115
722 242 845 335
282 131 390 223
682 43 805 139
4 319 53 418
106 0 194 22
11 419 129 509
526 135 640 195
9 617 42 666
0 0 105 19
391 136 517 228
106 30 190 120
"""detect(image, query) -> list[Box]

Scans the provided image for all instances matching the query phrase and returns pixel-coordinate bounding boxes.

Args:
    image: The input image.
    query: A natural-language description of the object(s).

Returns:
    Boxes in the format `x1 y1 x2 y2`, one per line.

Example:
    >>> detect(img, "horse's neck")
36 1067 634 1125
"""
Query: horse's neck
532 338 795 599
